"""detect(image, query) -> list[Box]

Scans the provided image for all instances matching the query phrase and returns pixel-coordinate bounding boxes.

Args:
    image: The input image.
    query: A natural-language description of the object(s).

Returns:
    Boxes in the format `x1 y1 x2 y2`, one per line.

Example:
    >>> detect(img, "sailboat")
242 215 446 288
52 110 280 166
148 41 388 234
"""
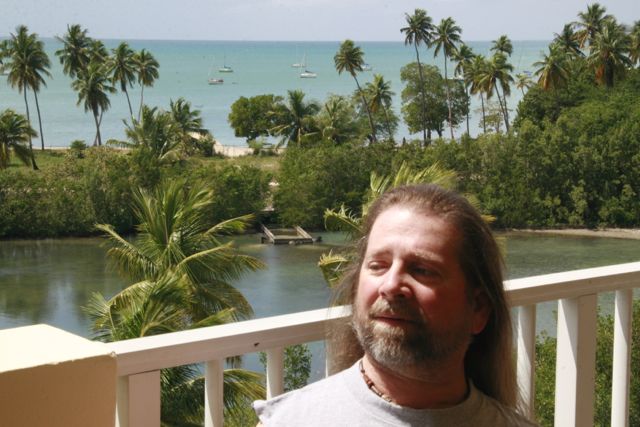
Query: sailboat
362 63 373 71
299 53 317 79
218 56 233 73
207 60 224 85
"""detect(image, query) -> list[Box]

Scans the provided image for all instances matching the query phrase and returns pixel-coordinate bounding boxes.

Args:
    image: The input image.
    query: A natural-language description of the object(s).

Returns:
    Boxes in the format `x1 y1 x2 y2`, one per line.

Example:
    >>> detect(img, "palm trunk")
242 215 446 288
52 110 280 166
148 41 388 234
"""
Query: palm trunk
124 87 133 118
93 108 102 146
464 85 470 135
495 86 510 132
414 46 428 146
33 91 45 151
480 93 487 134
139 85 145 121
354 75 377 144
382 105 394 142
23 89 38 170
444 56 455 140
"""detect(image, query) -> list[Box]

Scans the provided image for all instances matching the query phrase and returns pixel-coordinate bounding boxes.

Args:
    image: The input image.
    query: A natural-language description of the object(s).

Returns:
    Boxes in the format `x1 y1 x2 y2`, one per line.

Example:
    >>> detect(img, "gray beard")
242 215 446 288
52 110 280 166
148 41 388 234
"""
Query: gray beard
352 298 471 374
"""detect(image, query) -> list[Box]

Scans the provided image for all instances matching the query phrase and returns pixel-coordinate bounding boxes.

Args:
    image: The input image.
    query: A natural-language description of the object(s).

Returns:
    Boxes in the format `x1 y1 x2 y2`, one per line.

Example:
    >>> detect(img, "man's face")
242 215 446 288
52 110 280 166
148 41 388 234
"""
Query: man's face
353 206 489 371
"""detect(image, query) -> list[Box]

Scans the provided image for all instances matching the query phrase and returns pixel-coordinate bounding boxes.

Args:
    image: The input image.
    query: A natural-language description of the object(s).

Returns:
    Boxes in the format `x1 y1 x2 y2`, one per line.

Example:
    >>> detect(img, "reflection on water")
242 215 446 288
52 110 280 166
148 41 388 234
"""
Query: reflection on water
1 231 639 338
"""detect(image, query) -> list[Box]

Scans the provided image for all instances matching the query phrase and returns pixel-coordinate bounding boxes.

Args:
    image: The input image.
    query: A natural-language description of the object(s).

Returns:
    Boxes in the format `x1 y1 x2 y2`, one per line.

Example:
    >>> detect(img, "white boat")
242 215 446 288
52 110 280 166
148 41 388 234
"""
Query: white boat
362 63 373 71
208 78 224 85
299 53 317 78
218 56 233 73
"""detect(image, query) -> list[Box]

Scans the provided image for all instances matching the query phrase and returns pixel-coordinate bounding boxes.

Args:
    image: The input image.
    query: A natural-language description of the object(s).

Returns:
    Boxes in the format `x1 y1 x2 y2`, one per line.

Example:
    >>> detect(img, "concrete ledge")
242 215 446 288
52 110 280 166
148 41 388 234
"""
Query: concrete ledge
0 324 116 427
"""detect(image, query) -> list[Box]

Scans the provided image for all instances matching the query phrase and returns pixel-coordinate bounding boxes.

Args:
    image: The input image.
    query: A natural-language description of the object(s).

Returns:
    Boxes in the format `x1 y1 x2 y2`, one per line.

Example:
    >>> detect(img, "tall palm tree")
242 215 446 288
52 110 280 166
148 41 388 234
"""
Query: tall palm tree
574 3 612 49
588 20 632 87
431 17 462 140
400 8 434 145
271 89 320 146
553 24 584 58
515 73 534 96
88 179 265 423
534 46 571 91
55 24 90 79
453 44 475 134
478 53 514 132
133 49 159 119
72 61 115 146
467 55 489 133
365 74 395 140
334 40 377 143
88 39 109 64
5 26 51 157
0 109 37 169
109 42 137 117
491 35 513 57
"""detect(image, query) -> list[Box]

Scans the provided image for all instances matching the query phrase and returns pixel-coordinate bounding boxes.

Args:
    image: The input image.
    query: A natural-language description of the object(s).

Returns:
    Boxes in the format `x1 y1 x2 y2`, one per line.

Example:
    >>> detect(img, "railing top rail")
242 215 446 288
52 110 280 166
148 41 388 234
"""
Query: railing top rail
505 261 640 306
107 262 640 376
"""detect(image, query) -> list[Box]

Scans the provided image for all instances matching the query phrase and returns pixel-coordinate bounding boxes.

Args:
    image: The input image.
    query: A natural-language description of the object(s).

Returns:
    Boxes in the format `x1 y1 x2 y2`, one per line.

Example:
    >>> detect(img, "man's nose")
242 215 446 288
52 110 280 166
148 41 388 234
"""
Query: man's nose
379 265 411 299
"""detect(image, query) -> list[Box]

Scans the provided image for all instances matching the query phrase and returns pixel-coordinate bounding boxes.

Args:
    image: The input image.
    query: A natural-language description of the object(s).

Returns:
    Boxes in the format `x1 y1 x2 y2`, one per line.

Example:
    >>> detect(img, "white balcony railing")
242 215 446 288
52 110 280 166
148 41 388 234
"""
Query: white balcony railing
107 262 640 427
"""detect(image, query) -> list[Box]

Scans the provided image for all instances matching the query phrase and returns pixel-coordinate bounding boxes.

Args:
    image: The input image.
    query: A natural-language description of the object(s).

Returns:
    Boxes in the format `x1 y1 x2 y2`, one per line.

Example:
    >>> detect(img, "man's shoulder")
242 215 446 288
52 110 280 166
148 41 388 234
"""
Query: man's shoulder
474 389 539 427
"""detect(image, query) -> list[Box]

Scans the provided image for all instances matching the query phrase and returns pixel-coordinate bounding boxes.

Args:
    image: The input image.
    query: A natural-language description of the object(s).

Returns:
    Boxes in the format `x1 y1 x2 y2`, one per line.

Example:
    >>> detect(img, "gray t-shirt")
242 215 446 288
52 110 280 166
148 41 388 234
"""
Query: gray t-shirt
253 362 539 426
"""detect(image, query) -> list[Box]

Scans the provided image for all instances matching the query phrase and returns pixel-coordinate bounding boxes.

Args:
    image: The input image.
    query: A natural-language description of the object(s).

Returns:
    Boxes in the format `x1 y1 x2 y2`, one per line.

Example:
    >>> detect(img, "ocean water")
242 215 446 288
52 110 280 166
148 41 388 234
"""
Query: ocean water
0 39 549 148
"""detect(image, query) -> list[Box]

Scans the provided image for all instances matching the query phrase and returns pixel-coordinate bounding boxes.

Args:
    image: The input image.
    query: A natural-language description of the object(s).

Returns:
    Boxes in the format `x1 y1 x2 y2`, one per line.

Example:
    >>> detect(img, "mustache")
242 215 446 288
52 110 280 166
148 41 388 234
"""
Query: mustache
367 299 426 325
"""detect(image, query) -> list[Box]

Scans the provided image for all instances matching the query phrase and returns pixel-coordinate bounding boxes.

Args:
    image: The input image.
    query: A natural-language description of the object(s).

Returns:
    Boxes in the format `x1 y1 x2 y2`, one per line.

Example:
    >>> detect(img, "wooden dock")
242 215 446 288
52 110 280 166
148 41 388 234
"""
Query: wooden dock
261 224 315 245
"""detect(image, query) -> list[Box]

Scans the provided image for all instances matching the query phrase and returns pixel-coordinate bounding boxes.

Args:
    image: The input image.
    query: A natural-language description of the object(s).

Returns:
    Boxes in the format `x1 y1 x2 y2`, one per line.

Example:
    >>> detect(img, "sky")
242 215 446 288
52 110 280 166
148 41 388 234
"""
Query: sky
2 0 639 42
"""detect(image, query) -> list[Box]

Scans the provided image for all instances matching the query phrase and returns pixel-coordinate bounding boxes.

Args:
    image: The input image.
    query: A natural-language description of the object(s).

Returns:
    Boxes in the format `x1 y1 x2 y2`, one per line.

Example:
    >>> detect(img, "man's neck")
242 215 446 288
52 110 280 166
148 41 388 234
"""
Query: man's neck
361 354 469 409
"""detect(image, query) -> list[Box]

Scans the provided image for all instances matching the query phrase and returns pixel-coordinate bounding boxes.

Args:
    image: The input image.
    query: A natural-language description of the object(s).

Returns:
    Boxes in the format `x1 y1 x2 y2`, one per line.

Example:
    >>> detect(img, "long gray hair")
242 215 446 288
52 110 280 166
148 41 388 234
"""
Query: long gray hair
328 184 517 409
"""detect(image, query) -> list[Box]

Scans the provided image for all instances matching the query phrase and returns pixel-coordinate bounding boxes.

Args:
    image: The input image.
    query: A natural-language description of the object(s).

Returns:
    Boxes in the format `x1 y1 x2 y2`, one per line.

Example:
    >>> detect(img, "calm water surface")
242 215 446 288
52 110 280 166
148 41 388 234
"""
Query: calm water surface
2 232 639 337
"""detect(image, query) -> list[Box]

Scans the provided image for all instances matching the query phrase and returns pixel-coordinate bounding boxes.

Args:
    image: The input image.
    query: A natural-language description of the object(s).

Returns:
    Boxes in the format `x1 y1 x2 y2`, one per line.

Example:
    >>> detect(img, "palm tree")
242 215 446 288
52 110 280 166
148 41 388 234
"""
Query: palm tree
491 35 513 57
478 53 514 132
534 46 571 91
553 24 584 58
271 89 320 146
117 105 182 162
109 42 137 117
574 3 612 49
169 97 210 153
467 55 489 133
400 8 434 145
334 40 377 143
431 17 462 140
88 179 265 423
317 95 360 144
0 109 37 169
55 24 90 79
588 20 632 87
96 179 263 323
453 44 475 134
88 39 109 64
365 74 395 140
515 73 534 96
72 61 115 146
6 26 51 155
133 49 160 119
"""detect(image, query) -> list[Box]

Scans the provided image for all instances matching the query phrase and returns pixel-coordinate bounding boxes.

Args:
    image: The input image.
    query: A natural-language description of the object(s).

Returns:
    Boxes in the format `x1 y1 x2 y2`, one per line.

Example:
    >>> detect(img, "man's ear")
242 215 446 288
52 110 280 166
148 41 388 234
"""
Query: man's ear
471 290 491 335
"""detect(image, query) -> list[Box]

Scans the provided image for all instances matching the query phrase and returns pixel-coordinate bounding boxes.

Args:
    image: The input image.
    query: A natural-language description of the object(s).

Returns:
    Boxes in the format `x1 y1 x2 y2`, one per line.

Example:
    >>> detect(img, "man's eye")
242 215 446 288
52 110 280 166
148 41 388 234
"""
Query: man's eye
367 262 387 271
411 266 434 277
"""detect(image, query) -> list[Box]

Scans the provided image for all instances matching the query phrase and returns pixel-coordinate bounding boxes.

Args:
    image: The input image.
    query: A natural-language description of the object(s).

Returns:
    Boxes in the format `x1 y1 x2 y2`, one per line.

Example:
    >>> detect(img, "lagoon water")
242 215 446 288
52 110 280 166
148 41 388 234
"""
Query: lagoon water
0 39 548 148
1 232 639 336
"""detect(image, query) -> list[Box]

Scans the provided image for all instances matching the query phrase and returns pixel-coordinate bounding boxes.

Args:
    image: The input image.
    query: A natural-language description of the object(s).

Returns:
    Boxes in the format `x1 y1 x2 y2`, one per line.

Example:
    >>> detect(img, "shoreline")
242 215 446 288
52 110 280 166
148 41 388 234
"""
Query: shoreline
507 228 640 240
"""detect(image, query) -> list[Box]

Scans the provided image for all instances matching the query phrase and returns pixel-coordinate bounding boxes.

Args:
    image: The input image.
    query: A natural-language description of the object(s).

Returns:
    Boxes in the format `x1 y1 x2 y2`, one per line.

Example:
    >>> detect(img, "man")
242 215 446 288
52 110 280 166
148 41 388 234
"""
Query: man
254 184 538 426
